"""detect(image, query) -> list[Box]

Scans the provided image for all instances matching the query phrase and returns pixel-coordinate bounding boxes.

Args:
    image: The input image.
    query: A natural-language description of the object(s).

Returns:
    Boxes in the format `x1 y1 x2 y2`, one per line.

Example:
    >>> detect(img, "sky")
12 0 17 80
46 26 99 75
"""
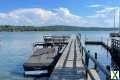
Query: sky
0 0 120 27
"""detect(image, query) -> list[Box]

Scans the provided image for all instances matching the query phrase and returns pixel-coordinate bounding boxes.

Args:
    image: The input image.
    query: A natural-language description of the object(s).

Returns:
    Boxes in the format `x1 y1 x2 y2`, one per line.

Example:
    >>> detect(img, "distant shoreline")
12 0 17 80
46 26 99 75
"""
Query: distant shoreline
0 30 116 32
0 25 118 32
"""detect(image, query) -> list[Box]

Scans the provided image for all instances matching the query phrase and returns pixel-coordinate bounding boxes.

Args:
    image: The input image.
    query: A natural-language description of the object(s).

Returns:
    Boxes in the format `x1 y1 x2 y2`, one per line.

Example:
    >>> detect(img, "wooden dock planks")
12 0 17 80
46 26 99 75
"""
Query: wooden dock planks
65 39 75 67
76 39 84 68
23 34 102 79
87 69 100 80
55 39 72 68
49 35 85 80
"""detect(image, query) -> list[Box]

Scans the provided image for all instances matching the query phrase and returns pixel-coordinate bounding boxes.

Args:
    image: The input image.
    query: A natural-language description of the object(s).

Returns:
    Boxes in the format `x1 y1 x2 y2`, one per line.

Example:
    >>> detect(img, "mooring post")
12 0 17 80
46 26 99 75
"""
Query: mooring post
85 50 90 79
94 52 97 70
43 44 45 48
106 65 110 80
85 50 89 67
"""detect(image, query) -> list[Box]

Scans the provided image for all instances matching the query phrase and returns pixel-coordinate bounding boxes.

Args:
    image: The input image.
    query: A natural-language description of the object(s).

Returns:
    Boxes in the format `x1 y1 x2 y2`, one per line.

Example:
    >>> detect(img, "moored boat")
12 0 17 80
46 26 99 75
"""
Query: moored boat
23 46 59 76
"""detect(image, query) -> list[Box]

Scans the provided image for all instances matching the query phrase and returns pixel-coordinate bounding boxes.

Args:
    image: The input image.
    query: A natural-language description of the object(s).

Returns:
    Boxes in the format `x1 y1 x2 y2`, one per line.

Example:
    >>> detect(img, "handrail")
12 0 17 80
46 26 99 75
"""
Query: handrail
77 33 110 79
83 47 110 76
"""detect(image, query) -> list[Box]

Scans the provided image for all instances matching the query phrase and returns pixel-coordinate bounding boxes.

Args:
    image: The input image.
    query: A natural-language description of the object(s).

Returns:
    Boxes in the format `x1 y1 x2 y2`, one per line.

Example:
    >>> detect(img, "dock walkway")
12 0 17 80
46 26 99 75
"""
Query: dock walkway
23 34 104 80
49 35 85 80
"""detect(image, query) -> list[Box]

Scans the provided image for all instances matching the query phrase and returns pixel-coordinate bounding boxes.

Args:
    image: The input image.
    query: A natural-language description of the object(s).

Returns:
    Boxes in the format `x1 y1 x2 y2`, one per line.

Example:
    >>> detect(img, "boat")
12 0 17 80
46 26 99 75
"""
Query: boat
23 45 59 76
23 35 70 76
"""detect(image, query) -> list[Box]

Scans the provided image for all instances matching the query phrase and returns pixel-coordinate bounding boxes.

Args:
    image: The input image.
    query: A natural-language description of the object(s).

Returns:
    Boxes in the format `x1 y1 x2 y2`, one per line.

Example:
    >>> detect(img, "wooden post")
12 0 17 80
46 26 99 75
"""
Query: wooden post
85 50 89 67
85 50 90 79
94 52 97 70
106 39 109 53
43 44 45 48
106 65 110 80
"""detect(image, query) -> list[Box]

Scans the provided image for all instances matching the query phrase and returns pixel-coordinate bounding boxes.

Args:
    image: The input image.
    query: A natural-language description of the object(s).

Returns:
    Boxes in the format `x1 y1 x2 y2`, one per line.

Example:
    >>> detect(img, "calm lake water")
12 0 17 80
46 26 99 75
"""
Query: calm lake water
0 31 113 80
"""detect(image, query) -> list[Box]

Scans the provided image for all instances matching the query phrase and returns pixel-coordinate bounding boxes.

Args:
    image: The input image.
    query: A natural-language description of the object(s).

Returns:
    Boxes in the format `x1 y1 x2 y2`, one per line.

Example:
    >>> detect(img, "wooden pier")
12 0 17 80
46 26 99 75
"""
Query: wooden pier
85 38 120 68
49 35 86 80
23 34 111 80
110 32 120 37
85 40 111 51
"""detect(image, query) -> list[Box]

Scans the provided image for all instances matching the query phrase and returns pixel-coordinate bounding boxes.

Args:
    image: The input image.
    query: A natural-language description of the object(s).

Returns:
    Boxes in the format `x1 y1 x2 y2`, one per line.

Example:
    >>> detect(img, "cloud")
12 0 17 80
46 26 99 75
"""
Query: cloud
0 7 119 27
0 7 85 26
96 7 115 13
87 6 120 27
88 4 102 8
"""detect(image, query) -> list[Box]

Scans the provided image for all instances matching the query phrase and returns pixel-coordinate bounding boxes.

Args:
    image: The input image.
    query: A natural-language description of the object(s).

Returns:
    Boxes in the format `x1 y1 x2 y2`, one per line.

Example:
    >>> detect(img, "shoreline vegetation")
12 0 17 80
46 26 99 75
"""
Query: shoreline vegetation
0 25 118 32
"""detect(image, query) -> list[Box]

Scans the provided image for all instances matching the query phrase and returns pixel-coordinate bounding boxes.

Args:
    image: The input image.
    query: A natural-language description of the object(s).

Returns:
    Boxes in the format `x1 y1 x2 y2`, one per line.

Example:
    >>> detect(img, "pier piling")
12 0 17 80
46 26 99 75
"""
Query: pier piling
94 52 97 70
106 65 110 80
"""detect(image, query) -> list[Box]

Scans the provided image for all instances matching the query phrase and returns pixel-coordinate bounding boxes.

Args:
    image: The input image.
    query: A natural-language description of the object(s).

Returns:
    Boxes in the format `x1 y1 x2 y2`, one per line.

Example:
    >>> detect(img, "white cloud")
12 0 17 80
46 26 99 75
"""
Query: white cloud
88 4 102 8
0 7 84 26
96 7 115 13
0 7 119 27
87 6 120 27
100 7 119 27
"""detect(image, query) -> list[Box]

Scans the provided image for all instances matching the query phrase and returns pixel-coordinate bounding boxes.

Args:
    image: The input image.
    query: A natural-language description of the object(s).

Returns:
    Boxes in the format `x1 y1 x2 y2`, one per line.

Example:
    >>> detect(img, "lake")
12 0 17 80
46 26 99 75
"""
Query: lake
0 31 113 80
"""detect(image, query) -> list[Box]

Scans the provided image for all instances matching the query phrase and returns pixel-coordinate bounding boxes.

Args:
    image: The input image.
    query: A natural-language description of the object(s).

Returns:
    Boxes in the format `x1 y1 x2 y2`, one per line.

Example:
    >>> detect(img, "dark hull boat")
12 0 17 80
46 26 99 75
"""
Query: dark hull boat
23 35 69 76
23 47 59 76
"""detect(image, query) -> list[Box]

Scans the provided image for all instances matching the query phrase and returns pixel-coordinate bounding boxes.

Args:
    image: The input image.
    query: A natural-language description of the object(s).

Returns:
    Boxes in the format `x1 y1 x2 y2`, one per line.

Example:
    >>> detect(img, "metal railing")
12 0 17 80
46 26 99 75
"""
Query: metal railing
77 33 111 80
